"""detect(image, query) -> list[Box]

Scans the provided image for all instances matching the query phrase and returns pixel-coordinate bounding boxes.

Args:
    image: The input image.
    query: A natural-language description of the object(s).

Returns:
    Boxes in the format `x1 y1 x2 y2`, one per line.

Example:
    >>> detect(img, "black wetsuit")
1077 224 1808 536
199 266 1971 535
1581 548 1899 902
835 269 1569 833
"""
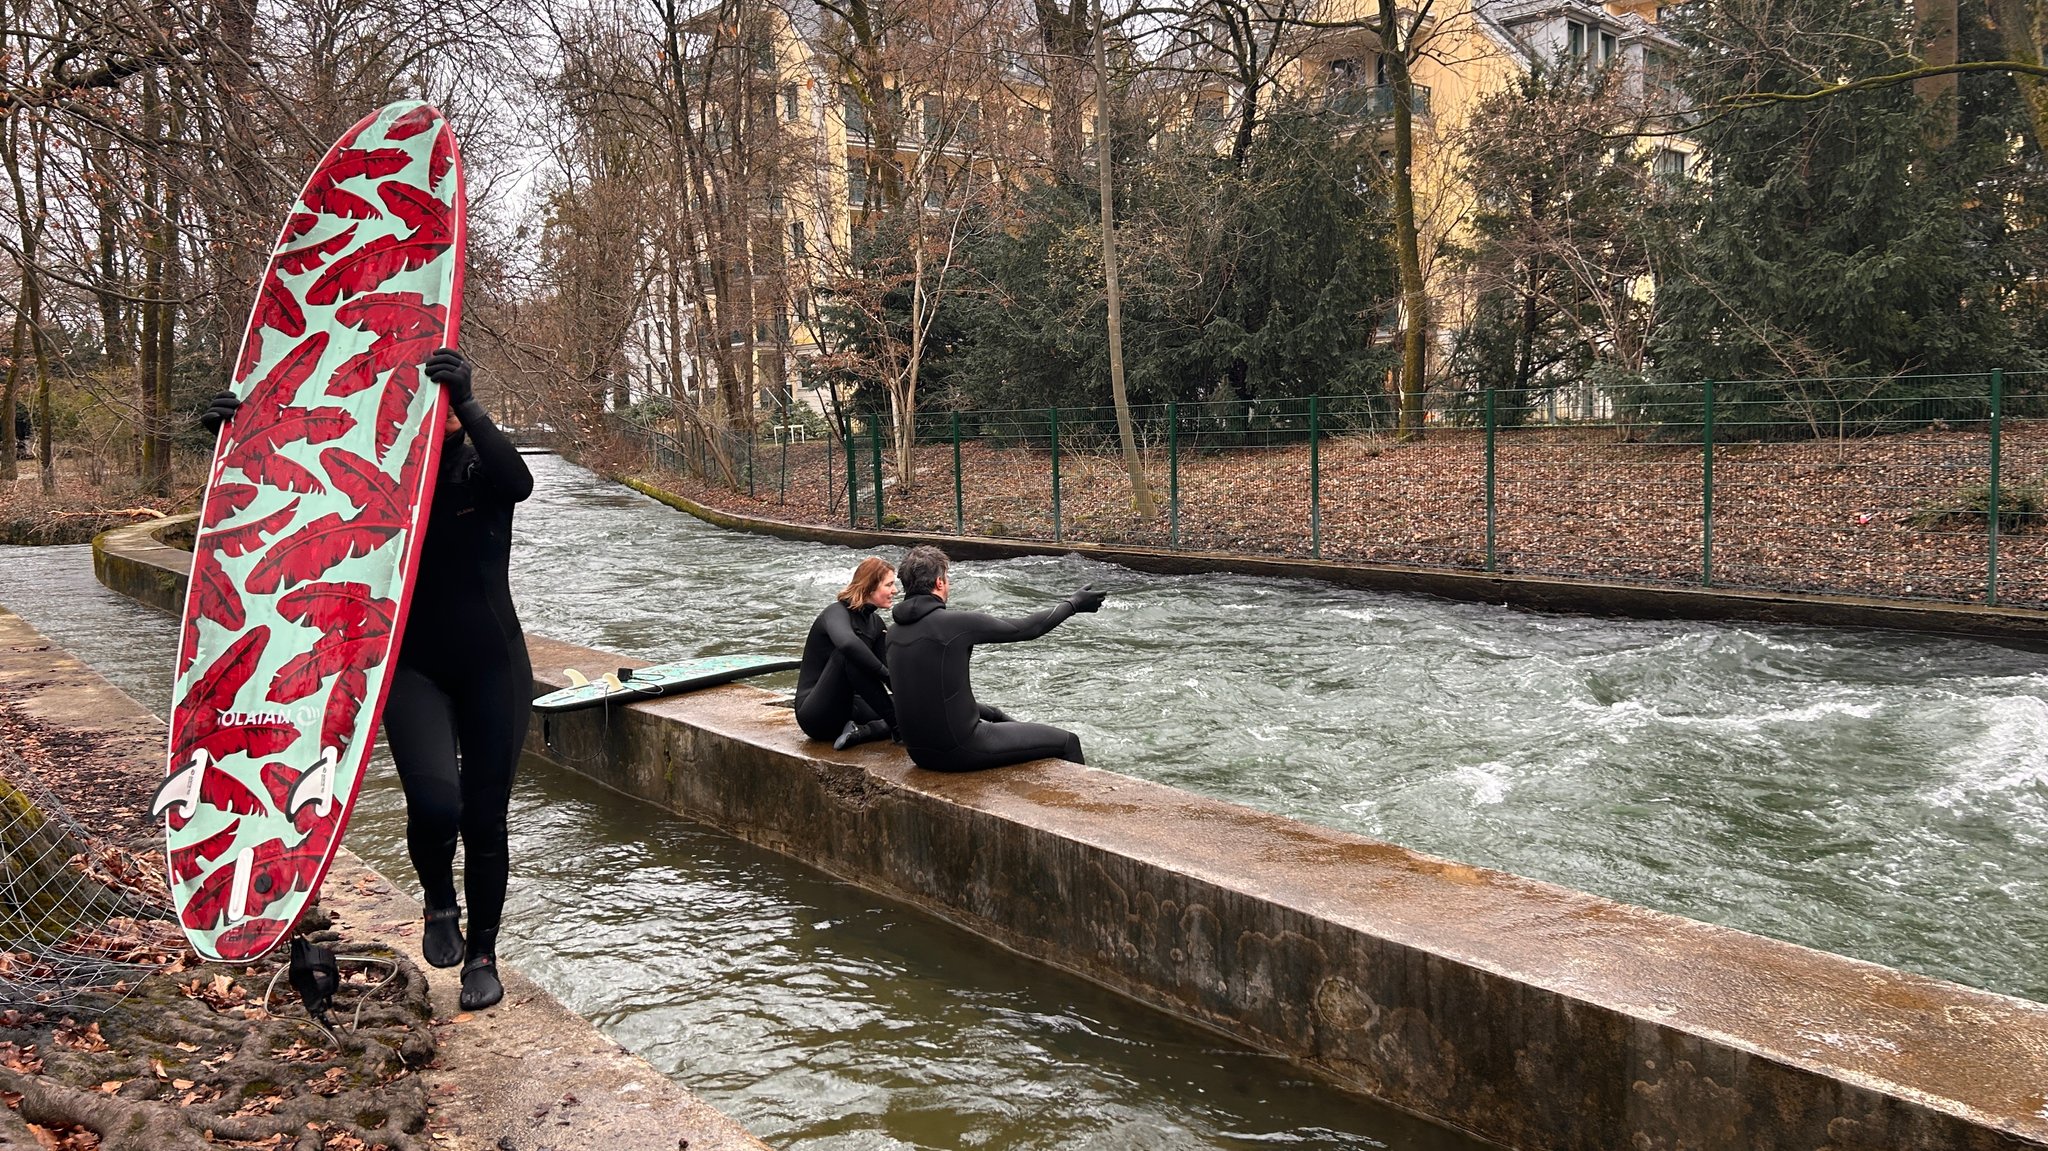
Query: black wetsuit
886 593 1085 771
793 601 894 741
383 399 533 958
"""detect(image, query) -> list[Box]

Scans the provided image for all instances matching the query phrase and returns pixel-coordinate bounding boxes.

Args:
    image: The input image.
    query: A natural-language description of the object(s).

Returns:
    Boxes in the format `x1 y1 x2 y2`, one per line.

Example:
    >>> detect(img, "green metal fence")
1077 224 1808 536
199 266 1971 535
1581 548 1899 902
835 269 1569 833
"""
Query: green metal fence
619 370 2048 609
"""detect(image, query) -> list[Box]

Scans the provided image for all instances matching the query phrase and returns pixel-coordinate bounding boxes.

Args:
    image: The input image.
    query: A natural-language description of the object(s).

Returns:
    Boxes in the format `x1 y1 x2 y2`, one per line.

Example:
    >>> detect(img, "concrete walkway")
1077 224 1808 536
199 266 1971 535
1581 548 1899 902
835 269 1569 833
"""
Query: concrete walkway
0 605 772 1151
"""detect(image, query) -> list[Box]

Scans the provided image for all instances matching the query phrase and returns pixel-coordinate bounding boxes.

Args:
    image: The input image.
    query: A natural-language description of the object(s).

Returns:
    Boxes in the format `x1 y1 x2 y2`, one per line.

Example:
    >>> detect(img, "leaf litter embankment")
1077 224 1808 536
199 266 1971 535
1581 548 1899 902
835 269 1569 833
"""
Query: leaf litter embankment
0 701 438 1151
637 421 2048 608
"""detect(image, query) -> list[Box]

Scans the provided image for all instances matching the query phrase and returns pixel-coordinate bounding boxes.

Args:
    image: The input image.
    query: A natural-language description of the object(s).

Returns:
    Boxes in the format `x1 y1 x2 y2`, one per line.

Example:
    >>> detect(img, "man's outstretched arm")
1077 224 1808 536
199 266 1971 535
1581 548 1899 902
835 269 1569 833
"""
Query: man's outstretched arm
954 586 1107 644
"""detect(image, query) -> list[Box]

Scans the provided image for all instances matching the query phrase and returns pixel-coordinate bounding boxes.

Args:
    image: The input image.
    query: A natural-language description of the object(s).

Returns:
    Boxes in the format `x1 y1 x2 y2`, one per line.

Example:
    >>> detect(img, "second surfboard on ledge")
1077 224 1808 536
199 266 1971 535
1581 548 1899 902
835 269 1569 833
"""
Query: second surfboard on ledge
532 654 802 714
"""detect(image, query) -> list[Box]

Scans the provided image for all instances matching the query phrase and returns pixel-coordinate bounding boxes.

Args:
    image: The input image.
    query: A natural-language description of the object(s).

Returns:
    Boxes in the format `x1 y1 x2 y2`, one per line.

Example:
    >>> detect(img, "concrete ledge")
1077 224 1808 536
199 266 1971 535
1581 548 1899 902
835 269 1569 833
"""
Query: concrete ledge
618 474 2048 646
93 515 195 617
522 641 2048 1151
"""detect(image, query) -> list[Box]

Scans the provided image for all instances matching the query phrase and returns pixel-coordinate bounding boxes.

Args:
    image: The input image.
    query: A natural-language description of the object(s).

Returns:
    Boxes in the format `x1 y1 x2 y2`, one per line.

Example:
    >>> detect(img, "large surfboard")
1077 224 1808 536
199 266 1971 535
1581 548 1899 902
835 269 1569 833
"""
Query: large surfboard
532 656 803 714
155 101 466 962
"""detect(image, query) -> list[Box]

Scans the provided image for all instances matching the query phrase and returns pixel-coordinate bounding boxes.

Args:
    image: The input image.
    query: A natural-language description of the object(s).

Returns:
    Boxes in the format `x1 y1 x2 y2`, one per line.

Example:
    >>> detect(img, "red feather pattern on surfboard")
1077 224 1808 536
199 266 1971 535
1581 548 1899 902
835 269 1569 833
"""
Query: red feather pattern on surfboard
166 101 465 962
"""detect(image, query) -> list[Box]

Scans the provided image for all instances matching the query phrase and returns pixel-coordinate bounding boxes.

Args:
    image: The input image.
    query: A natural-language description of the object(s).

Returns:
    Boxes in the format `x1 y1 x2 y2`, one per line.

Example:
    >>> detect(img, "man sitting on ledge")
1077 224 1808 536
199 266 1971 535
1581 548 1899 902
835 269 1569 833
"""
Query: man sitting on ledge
886 545 1106 771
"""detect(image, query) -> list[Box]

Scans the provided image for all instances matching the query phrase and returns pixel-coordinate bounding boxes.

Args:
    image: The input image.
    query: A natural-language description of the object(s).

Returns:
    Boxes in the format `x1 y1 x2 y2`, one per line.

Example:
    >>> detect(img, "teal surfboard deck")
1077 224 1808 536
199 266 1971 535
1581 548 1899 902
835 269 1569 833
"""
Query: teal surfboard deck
532 655 802 714
157 101 465 963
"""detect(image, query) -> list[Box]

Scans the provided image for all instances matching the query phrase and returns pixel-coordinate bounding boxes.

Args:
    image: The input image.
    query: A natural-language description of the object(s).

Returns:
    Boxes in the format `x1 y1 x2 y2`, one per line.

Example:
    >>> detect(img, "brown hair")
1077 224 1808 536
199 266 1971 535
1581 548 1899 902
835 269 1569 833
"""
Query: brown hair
837 556 896 610
897 545 950 597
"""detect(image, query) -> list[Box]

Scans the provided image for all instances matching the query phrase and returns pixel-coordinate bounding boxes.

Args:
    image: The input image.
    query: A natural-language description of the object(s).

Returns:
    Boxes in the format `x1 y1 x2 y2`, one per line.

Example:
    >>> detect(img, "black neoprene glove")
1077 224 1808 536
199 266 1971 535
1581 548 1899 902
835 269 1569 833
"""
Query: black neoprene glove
1069 585 1107 613
423 347 474 406
200 391 241 436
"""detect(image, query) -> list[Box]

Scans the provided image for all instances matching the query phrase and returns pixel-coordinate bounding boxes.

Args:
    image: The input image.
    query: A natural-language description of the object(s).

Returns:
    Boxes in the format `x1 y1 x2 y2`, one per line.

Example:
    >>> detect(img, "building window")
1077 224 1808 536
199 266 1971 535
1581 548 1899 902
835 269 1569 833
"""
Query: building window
790 220 806 260
768 190 785 215
847 159 868 205
1600 30 1618 64
842 84 867 136
1193 96 1224 130
923 96 942 142
1567 20 1587 58
784 84 799 120
1329 58 1358 86
1653 148 1687 179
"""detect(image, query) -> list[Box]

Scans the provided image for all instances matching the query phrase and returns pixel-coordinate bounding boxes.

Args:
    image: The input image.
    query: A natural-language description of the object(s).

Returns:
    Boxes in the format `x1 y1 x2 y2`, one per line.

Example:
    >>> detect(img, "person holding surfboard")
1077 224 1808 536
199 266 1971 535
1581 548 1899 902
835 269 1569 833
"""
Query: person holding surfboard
886 546 1105 772
795 557 897 751
201 345 532 1010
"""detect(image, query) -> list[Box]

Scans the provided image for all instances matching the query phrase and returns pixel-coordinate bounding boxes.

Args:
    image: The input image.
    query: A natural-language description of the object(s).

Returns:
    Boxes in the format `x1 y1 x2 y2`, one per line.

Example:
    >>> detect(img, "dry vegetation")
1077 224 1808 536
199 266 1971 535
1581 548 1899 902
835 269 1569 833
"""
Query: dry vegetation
632 420 2048 609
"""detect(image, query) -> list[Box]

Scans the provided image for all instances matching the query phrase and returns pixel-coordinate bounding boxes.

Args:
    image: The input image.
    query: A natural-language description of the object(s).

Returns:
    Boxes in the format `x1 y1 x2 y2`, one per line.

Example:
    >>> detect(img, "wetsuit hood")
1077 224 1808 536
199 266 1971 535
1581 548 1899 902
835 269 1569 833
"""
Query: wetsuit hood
892 593 945 626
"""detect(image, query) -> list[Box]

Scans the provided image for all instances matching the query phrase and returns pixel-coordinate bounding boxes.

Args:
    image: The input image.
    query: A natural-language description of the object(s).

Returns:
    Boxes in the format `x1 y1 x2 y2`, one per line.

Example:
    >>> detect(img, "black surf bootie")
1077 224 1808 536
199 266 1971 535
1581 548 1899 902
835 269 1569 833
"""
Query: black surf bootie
834 719 891 751
422 906 464 969
459 952 503 1011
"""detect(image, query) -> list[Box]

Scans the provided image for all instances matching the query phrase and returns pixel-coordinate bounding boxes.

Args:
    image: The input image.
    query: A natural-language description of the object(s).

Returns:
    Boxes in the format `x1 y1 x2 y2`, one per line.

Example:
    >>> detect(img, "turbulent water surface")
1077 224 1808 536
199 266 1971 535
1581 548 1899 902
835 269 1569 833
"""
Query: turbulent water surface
5 450 2045 1146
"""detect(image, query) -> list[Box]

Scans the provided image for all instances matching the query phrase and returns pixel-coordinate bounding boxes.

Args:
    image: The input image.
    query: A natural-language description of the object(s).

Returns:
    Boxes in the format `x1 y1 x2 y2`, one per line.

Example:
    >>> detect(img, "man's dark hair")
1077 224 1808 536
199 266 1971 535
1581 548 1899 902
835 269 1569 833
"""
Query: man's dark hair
898 545 950 597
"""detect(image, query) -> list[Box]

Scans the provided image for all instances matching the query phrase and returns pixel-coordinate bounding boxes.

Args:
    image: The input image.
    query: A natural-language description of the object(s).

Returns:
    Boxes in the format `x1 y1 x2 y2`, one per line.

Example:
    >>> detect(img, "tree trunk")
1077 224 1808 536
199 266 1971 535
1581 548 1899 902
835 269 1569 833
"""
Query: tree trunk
1915 0 1960 142
140 68 166 488
896 245 925 494
153 184 180 497
1 290 23 485
1381 0 1428 441
1990 0 2048 154
1034 0 1090 185
30 270 52 495
1095 0 1155 516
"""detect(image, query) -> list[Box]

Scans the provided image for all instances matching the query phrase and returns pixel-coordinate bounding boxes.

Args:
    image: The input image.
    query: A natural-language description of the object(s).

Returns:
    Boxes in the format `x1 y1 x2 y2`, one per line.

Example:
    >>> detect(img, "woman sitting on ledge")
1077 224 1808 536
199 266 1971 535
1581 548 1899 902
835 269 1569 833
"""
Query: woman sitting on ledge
795 557 898 751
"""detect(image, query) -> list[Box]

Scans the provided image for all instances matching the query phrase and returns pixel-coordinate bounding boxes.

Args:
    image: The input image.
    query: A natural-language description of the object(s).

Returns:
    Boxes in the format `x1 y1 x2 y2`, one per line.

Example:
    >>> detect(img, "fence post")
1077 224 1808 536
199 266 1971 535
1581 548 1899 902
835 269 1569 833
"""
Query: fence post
1309 396 1322 560
1989 368 2004 605
778 424 789 504
843 413 859 529
825 418 835 513
870 418 885 528
1702 379 1716 588
1049 406 1062 543
747 435 755 500
1168 401 1180 550
1485 387 1497 573
951 411 964 535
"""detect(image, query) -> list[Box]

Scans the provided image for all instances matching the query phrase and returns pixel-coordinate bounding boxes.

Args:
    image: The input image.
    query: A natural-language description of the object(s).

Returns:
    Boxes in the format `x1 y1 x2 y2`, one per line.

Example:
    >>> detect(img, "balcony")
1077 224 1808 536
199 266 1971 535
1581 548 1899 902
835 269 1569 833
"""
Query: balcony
1323 82 1432 121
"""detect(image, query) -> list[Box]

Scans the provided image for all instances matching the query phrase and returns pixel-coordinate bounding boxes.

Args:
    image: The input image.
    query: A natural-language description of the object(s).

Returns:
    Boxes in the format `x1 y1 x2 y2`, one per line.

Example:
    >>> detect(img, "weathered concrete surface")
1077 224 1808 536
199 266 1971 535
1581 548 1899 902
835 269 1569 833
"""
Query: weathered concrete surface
0 606 772 1151
525 632 2048 1151
92 516 192 617
620 474 2048 647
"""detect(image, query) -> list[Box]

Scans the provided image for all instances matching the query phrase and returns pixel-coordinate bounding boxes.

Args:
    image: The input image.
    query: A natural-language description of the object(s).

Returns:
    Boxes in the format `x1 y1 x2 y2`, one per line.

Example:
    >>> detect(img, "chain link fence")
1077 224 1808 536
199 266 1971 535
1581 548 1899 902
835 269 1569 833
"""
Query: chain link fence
0 744 173 1016
617 370 2048 609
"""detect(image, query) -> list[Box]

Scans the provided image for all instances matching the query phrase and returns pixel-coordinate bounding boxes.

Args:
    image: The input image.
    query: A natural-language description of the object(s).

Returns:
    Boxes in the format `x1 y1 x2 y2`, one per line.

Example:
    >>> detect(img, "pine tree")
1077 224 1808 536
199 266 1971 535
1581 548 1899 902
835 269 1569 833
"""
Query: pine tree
1652 0 2038 395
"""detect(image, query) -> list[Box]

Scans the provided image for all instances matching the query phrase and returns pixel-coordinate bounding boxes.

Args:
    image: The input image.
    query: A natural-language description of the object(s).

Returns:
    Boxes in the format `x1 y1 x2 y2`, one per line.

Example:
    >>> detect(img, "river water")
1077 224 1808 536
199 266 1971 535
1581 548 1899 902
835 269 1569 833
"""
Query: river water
5 452 2045 1146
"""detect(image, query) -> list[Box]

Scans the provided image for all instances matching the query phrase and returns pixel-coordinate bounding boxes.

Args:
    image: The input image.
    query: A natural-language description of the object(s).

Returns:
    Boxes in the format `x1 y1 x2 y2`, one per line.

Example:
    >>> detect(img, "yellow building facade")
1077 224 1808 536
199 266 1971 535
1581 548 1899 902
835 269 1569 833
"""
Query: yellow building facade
704 0 1686 405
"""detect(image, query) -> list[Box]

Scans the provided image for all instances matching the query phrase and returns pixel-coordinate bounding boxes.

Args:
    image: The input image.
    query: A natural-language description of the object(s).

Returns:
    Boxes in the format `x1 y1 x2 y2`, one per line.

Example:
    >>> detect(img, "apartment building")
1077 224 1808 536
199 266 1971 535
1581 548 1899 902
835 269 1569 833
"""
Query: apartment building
626 0 1685 415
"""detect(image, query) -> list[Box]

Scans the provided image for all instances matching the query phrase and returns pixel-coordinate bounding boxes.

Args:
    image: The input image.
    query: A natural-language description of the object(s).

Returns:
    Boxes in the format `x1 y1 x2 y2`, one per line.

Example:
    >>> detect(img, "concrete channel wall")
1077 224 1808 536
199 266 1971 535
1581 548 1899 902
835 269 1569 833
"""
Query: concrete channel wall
97 515 2048 1150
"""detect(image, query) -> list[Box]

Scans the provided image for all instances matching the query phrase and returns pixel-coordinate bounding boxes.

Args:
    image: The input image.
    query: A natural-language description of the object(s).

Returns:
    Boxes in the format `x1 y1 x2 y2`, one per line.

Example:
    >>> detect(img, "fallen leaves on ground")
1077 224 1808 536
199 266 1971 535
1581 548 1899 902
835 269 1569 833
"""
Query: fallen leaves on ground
646 422 2048 608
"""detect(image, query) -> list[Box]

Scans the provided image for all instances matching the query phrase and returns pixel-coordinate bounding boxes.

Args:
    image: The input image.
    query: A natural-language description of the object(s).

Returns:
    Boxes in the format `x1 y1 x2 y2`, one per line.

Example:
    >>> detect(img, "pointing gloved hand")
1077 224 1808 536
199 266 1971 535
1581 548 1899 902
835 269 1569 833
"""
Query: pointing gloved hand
423 347 474 406
1069 585 1107 613
199 391 242 436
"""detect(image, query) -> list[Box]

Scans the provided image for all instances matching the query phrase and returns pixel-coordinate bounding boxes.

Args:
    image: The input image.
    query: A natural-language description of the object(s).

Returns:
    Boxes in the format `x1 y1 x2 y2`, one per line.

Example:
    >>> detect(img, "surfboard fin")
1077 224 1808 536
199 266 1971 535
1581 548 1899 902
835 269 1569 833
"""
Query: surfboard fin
600 673 625 693
227 845 256 923
563 668 590 688
151 751 207 822
286 746 340 820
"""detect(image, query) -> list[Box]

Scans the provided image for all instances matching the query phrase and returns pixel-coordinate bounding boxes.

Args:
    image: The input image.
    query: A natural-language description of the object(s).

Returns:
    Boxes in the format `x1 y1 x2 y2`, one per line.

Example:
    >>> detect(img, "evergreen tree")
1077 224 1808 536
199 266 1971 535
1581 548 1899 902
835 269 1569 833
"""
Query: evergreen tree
1652 0 2039 398
954 109 1398 420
